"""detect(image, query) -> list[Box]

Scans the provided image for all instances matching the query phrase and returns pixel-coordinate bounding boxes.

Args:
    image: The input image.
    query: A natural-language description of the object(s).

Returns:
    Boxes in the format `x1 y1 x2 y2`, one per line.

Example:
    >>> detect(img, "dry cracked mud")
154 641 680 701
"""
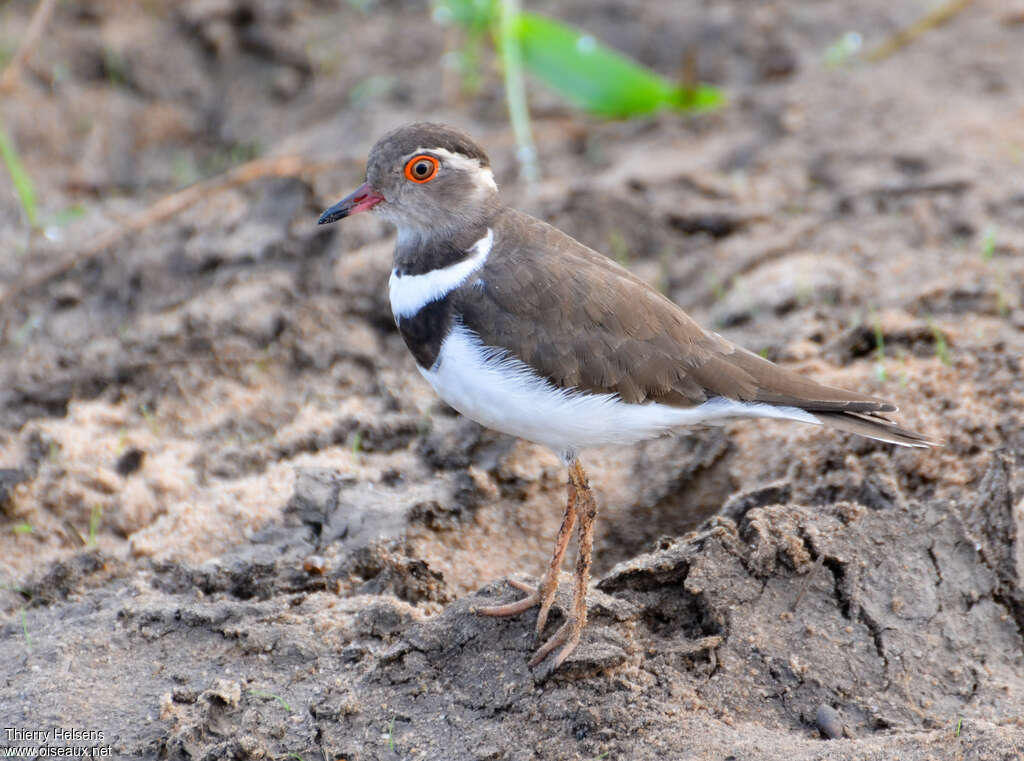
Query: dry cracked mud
2 1 1024 759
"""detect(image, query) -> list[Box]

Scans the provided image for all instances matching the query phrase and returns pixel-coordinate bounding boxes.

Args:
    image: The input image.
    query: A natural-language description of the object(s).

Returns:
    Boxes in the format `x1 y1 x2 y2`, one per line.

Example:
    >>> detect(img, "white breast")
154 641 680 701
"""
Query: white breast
389 228 493 319
419 324 821 460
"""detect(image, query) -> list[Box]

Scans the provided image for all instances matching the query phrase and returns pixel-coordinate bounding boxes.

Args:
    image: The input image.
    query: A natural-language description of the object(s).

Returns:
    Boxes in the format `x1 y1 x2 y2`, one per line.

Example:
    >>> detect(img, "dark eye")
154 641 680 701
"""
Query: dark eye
404 155 439 183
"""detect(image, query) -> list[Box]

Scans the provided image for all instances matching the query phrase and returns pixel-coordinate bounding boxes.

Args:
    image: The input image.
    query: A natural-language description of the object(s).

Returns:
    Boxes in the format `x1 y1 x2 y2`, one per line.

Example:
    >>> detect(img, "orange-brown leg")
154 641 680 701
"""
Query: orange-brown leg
477 471 578 619
529 459 597 668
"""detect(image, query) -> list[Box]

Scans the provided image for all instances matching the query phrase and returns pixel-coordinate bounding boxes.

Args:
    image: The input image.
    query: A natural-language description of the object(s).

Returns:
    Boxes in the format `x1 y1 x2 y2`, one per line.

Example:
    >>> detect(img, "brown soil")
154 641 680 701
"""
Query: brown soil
2 1 1023 759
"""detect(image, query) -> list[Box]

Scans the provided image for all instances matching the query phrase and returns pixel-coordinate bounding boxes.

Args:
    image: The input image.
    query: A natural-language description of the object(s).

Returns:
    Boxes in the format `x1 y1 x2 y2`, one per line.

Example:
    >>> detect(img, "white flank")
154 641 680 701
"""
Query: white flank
389 228 493 319
420 324 822 458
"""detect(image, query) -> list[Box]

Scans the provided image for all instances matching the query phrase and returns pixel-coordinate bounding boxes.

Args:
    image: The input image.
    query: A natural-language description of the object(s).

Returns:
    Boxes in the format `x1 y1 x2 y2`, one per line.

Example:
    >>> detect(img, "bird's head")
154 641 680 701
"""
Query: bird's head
318 122 499 239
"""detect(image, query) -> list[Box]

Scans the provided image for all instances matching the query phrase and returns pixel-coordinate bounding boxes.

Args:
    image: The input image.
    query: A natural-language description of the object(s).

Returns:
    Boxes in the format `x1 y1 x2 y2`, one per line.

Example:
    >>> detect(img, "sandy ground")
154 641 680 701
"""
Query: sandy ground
1 0 1023 758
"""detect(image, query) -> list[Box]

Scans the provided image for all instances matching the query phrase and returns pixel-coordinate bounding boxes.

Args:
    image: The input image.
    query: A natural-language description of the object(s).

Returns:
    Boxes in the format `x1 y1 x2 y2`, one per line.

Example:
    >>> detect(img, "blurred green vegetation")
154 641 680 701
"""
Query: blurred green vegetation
436 0 723 118
0 119 38 228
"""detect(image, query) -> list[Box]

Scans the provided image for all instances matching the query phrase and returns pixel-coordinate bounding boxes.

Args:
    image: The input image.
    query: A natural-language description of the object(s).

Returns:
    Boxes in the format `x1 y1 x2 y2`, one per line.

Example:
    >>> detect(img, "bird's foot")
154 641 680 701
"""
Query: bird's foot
478 577 587 670
478 574 562 631
476 578 541 617
529 613 583 669
478 460 595 672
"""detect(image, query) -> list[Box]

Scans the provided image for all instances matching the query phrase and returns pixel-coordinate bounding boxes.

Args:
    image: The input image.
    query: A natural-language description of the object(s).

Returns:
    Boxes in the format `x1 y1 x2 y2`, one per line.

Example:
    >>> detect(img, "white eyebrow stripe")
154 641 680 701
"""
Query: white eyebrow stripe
425 146 498 193
388 228 494 319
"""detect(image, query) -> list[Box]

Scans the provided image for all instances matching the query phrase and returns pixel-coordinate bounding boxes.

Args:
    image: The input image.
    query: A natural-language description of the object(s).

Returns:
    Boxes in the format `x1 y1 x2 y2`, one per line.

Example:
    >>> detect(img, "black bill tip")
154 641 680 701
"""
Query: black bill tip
317 182 384 225
317 204 348 225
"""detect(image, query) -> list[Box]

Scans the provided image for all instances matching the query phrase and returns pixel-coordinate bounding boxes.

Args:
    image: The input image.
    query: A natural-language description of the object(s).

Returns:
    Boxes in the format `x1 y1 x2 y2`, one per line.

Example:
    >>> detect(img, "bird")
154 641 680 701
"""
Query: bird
317 122 935 671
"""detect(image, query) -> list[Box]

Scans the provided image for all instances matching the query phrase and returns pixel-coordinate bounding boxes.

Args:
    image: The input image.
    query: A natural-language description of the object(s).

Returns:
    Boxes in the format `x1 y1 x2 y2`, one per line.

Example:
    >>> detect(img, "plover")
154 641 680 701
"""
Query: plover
318 122 934 670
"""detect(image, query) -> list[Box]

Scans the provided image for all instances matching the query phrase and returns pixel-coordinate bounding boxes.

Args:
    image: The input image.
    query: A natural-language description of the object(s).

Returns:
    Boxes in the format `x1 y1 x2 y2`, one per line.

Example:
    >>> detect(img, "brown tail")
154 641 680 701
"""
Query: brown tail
718 346 938 447
811 410 938 448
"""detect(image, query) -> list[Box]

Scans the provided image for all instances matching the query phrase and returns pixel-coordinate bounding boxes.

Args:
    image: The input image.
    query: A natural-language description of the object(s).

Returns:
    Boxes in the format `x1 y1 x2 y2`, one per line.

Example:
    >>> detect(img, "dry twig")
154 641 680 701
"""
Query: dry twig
866 0 974 62
1 154 338 312
0 0 59 92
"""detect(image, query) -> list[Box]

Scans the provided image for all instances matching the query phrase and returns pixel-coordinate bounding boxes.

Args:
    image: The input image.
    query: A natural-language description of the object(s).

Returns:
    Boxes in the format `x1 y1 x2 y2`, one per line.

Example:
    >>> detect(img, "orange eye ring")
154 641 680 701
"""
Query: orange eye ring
404 155 439 183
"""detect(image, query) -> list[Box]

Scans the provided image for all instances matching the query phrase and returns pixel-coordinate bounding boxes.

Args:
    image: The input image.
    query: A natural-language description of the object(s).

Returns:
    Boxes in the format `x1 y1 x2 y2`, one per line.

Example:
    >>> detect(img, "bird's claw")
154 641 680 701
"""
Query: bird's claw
528 617 583 669
478 578 582 668
476 582 540 617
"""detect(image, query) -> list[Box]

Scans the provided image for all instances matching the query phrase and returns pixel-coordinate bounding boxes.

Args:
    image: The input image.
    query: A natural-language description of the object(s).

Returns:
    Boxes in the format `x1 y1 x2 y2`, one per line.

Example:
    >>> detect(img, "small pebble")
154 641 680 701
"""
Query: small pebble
816 703 844 739
303 555 327 575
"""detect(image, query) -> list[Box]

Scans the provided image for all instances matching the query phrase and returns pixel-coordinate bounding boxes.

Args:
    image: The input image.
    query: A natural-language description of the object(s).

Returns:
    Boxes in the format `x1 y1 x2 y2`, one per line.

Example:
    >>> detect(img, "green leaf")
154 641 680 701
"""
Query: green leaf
515 12 723 117
0 120 38 228
980 225 997 261
48 205 86 228
436 2 724 118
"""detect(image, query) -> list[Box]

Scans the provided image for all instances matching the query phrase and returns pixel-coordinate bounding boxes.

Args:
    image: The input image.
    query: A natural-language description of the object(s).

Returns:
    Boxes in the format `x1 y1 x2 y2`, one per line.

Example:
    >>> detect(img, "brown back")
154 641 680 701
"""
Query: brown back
454 208 895 414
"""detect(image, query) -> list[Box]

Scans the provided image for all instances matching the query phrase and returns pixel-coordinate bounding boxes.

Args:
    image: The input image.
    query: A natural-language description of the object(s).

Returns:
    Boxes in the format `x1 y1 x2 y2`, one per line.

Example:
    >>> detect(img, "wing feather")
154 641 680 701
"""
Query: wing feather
455 208 900 417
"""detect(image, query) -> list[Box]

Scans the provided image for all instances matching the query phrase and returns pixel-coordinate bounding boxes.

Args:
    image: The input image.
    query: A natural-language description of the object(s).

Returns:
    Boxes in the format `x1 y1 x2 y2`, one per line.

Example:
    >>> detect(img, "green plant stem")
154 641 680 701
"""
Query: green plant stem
21 607 32 650
0 118 38 228
498 0 539 187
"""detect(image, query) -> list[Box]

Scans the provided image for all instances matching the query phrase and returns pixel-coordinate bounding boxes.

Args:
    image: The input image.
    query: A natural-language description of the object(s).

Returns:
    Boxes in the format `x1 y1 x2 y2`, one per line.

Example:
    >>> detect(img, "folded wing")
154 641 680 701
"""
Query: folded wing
453 209 934 447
